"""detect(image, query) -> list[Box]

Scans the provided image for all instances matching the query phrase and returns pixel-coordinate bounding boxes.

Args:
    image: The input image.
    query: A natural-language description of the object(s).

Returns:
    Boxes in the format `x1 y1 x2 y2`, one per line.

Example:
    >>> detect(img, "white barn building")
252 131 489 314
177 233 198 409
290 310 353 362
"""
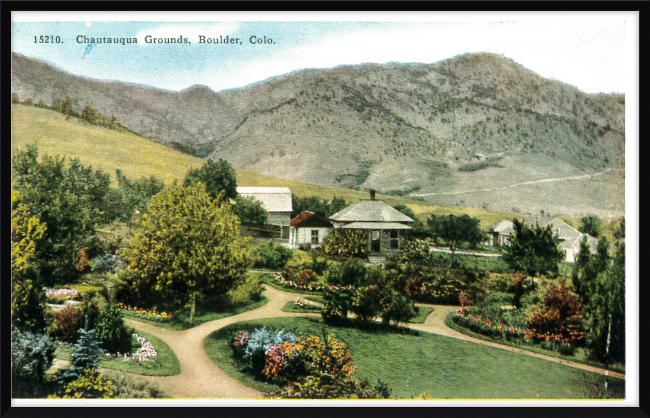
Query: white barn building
236 187 293 238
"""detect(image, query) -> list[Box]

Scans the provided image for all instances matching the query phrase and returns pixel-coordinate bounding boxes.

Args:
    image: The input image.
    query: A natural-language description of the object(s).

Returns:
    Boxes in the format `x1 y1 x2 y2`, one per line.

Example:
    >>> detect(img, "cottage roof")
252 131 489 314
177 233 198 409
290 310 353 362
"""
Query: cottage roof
341 222 413 230
236 187 292 212
329 200 414 223
290 212 333 228
485 220 515 235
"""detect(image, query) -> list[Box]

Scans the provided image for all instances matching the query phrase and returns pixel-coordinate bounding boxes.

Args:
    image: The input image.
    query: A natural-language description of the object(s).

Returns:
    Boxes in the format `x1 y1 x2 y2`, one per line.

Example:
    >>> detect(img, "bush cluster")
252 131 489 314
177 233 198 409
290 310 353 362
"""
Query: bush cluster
11 329 55 398
251 244 293 270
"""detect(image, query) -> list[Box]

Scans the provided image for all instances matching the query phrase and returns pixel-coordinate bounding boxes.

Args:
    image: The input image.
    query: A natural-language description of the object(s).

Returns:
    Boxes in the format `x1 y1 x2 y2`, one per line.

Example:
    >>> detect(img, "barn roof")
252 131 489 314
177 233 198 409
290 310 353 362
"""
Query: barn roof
236 187 292 212
342 222 412 230
329 200 414 223
290 212 333 228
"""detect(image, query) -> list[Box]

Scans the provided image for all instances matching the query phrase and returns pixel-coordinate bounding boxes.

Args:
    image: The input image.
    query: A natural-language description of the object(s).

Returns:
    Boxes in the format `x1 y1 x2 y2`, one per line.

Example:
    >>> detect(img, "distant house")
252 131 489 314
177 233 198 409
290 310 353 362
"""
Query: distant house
484 220 515 247
485 216 598 263
289 212 333 249
236 187 292 239
329 190 414 264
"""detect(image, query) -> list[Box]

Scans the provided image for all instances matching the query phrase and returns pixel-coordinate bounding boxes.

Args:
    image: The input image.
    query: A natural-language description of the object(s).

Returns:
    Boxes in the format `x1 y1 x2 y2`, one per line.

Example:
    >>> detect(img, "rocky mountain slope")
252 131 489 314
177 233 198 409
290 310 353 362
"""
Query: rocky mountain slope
12 52 625 217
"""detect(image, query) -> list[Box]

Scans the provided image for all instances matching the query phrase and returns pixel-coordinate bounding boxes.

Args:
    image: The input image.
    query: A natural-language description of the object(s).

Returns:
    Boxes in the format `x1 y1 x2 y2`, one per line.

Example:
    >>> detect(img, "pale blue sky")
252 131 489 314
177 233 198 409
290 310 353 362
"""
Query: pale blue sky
12 19 630 94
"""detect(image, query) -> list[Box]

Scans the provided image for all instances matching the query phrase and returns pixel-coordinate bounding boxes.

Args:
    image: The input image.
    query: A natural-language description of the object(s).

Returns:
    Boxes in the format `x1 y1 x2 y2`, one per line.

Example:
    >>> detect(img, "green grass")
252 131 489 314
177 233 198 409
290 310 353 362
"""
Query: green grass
12 105 528 228
281 300 323 313
203 317 624 399
410 307 435 324
125 296 268 330
444 312 625 374
54 330 180 376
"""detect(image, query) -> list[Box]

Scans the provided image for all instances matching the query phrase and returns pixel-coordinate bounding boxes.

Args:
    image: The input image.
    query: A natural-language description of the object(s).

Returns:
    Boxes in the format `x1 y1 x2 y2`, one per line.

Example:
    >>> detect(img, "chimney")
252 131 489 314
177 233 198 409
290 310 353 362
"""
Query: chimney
369 189 376 201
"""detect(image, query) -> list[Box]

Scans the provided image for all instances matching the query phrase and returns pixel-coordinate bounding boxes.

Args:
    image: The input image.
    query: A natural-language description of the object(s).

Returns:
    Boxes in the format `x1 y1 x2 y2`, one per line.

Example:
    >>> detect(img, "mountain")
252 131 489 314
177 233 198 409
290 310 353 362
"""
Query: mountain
11 52 625 218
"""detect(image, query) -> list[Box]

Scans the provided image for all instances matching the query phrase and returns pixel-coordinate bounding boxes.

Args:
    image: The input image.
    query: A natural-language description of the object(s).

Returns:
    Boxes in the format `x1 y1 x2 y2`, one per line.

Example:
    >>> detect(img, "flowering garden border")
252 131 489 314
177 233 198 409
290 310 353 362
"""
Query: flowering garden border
446 310 626 373
116 303 173 323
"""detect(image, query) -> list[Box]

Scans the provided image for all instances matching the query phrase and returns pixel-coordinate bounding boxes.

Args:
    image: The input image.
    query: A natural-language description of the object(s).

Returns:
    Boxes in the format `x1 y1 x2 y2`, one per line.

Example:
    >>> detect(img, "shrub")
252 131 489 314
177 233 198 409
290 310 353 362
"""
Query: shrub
528 283 583 342
398 239 430 263
54 369 114 399
295 269 319 286
321 230 367 259
95 304 133 354
102 370 166 398
380 290 417 326
224 275 263 306
51 306 83 343
350 286 382 323
90 254 124 273
310 253 329 276
365 265 386 287
321 289 351 324
341 258 368 287
284 250 314 281
459 291 471 307
324 261 344 286
11 329 55 397
262 341 302 381
76 248 91 273
251 244 293 270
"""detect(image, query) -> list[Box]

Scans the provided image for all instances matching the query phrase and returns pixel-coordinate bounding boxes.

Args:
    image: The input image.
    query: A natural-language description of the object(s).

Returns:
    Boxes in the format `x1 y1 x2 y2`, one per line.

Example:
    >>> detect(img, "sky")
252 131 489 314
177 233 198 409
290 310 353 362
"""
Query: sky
11 12 635 95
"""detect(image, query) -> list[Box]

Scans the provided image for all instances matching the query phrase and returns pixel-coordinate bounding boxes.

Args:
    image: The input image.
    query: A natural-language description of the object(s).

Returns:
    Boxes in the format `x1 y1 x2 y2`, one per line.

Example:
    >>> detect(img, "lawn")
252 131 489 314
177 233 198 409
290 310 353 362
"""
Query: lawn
280 300 323 313
203 317 624 399
54 330 180 376
124 296 268 330
410 306 435 324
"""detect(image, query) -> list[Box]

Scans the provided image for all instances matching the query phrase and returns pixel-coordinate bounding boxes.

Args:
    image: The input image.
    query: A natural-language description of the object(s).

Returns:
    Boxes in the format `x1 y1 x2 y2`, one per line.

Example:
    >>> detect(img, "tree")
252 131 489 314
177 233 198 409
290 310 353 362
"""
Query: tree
12 145 111 284
502 219 564 277
613 217 625 240
119 184 250 326
579 215 602 238
321 230 367 259
291 195 348 218
183 159 237 200
232 195 268 225
81 104 98 124
104 169 165 222
528 283 584 342
12 191 48 332
584 243 625 362
393 205 428 238
61 96 75 116
11 329 55 397
12 92 20 104
427 214 484 253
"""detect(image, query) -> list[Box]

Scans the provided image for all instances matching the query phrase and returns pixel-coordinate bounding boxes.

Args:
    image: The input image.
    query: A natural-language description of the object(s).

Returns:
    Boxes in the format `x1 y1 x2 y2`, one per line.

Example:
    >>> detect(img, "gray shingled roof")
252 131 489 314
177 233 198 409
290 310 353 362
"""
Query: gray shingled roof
329 200 415 223
342 222 413 230
236 187 292 212
485 220 515 234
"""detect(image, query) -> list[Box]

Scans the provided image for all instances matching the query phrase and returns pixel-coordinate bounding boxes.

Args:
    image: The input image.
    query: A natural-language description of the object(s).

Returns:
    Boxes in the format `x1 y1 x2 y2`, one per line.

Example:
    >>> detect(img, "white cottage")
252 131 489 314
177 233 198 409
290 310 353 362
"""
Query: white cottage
289 212 333 249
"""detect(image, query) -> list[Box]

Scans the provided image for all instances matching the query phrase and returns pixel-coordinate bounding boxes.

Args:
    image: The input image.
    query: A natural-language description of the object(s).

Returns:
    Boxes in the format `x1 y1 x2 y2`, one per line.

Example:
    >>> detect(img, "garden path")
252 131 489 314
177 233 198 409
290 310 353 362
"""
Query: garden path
119 284 624 399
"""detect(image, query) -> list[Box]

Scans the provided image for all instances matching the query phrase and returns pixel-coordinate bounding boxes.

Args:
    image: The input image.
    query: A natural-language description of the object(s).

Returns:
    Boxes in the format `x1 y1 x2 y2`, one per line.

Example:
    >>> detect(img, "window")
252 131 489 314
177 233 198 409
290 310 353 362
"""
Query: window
311 229 319 244
390 230 399 249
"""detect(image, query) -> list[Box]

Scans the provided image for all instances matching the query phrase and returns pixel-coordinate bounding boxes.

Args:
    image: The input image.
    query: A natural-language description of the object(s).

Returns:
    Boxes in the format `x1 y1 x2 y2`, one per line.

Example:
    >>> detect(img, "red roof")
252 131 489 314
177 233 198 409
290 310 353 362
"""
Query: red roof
290 212 333 228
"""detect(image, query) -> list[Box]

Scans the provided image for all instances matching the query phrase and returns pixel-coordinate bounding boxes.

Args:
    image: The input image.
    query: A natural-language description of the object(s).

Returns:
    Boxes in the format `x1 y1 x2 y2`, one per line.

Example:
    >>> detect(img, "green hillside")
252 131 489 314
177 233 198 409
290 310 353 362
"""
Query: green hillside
11 104 531 227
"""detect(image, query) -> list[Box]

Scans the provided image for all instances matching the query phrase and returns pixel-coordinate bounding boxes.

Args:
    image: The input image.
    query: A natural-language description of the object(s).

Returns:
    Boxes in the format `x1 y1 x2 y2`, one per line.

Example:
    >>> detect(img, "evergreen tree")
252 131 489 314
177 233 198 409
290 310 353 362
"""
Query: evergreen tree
579 215 602 238
81 104 98 124
61 316 103 383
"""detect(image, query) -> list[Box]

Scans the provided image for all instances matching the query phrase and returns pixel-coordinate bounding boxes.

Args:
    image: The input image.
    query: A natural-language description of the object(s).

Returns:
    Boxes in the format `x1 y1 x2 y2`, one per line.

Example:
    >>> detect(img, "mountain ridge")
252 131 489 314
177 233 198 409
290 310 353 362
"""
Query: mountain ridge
11 51 625 217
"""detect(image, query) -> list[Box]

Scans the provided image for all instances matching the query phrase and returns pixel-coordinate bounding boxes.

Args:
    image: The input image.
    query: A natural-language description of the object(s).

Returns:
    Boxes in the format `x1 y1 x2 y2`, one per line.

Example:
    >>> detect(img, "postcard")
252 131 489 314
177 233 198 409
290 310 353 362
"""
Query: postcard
9 10 639 407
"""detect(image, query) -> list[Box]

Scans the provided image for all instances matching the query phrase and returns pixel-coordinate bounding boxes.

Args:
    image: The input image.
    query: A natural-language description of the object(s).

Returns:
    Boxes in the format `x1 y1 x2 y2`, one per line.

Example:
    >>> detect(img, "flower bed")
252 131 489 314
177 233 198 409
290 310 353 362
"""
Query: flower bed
104 334 157 362
453 308 574 355
44 288 79 304
116 303 173 323
273 272 355 293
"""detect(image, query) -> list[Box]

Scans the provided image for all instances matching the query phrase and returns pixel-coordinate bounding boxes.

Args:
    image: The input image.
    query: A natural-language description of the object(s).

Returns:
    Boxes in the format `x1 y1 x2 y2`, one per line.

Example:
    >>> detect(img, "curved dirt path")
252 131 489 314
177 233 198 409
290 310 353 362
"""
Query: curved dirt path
121 285 318 399
118 285 623 399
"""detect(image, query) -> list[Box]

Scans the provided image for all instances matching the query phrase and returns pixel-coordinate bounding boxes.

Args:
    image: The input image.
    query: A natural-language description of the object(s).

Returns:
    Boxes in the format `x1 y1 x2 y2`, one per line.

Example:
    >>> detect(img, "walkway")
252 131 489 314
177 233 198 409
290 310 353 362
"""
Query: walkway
104 284 623 399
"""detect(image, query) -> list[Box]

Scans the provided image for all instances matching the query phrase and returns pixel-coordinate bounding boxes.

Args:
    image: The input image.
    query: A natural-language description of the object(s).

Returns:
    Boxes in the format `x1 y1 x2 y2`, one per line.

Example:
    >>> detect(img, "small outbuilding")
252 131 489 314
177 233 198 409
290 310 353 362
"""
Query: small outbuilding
289 212 333 249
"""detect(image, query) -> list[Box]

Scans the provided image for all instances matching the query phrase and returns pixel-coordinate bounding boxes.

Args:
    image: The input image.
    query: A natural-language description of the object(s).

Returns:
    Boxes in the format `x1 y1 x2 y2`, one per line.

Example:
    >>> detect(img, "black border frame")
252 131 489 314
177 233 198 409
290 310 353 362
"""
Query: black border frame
1 2 646 418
